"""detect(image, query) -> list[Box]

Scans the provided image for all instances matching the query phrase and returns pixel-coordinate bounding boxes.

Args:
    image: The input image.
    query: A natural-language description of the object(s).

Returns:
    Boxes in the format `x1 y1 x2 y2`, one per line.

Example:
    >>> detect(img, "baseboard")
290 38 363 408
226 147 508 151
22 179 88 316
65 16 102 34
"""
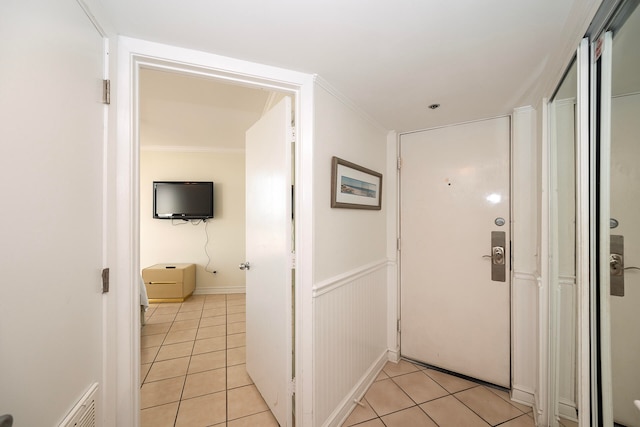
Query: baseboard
193 286 245 295
511 385 535 408
558 398 578 422
387 348 400 363
323 350 388 427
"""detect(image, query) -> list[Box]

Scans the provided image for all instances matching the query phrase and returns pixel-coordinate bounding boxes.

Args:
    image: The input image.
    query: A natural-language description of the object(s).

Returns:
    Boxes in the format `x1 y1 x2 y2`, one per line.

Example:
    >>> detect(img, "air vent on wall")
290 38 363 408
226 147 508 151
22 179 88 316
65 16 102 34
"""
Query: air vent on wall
58 383 98 427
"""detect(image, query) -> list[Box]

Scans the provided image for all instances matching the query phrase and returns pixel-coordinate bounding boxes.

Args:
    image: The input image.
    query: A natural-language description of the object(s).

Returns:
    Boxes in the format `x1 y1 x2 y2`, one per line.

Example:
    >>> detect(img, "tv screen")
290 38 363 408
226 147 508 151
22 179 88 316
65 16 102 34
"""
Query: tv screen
153 181 214 220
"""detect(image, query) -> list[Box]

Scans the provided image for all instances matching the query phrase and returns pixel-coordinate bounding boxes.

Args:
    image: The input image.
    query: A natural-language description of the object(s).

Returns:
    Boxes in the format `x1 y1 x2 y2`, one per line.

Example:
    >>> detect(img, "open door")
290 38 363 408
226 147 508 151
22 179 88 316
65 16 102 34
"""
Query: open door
244 96 293 426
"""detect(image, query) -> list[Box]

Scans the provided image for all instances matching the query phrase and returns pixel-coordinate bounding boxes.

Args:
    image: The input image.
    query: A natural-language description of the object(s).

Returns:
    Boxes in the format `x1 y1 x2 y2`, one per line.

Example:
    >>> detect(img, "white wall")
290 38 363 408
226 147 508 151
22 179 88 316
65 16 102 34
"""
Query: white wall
312 80 389 426
140 149 246 292
0 1 106 425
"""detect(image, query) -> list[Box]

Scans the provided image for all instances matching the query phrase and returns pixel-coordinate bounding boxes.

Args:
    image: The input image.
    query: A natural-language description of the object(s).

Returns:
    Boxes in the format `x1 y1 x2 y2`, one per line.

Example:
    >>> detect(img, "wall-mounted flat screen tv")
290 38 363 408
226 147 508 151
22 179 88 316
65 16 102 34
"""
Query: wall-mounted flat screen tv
153 181 214 220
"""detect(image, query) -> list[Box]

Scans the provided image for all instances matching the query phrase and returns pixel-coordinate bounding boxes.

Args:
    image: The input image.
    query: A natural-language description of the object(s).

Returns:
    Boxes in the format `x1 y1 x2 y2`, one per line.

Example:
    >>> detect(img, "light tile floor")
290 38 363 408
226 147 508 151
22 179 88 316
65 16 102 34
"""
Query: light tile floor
141 293 552 427
342 360 536 427
140 293 278 427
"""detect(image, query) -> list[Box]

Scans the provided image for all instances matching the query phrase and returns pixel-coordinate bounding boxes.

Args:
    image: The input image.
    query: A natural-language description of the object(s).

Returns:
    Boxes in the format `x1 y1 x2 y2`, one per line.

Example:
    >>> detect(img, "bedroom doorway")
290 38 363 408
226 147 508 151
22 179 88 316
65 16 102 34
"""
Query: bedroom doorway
138 69 295 425
116 37 314 426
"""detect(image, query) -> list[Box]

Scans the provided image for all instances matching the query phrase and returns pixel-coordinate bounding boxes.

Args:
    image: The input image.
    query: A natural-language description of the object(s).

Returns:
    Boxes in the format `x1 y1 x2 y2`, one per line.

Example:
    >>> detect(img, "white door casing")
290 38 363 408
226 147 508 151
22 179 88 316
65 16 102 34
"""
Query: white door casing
245 96 293 426
400 117 511 388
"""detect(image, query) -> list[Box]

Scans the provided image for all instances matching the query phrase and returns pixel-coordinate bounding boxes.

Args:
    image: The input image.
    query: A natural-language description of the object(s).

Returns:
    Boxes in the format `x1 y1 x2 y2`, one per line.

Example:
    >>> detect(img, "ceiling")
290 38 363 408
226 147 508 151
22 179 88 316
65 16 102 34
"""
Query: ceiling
139 69 273 149
105 0 600 142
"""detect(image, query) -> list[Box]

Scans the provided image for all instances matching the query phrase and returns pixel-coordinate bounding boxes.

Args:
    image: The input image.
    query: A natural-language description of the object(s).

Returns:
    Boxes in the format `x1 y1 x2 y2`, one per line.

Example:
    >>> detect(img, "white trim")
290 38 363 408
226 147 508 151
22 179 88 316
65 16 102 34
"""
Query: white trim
559 276 577 286
192 286 246 295
386 130 400 362
558 398 579 421
75 0 107 36
387 349 400 363
576 37 592 427
398 113 511 137
116 36 315 427
511 385 536 408
539 98 551 426
596 31 614 426
548 88 563 427
325 350 388 427
140 145 245 154
513 271 539 281
312 259 390 297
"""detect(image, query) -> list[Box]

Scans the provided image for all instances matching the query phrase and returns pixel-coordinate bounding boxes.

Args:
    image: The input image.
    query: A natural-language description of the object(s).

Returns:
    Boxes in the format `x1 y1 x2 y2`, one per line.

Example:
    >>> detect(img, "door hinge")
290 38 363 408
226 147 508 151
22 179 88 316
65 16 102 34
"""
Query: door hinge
102 268 110 293
289 378 296 395
397 157 402 170
102 79 110 105
290 252 296 269
397 319 401 333
397 237 401 251
289 126 296 143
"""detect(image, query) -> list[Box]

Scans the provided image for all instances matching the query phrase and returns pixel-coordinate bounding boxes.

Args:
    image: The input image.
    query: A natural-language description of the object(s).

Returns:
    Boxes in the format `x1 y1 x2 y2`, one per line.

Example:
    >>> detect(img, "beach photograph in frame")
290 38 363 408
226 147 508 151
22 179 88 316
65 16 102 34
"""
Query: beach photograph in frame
331 156 382 210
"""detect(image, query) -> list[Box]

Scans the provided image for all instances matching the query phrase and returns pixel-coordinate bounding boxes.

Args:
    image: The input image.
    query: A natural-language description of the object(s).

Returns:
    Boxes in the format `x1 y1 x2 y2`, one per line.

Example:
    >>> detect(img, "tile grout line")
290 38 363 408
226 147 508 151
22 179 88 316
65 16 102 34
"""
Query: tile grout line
142 296 261 426
225 294 229 425
449 386 526 426
172 300 200 427
351 365 531 427
384 374 441 425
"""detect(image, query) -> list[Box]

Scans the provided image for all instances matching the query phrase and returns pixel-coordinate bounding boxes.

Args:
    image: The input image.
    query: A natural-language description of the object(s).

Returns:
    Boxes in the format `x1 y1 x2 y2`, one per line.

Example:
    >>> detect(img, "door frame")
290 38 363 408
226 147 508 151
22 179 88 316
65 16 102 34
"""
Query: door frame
115 36 315 426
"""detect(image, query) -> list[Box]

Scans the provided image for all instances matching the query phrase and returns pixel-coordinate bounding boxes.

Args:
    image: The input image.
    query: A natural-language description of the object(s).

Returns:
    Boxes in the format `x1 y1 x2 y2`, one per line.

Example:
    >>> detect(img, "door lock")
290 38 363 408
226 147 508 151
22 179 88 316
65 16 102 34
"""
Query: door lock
610 253 623 276
483 246 505 265
483 231 506 282
611 235 624 296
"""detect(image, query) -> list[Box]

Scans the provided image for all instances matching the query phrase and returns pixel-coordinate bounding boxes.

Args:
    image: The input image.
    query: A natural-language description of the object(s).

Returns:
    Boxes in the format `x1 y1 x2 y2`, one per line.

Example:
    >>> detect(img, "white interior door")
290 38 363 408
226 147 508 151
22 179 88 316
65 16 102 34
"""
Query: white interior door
0 1 106 425
400 117 511 387
244 96 292 426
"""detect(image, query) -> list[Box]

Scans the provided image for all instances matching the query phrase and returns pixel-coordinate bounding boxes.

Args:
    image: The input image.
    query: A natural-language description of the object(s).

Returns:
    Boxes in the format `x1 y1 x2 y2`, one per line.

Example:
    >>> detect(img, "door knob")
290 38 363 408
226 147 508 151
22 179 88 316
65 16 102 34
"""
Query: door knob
611 235 624 296
239 262 250 271
610 253 623 276
483 246 505 265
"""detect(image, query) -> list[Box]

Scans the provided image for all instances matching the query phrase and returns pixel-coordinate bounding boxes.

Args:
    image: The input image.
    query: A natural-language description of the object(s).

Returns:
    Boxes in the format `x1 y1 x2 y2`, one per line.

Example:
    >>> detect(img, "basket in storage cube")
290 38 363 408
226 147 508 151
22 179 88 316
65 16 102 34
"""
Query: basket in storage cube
142 263 196 303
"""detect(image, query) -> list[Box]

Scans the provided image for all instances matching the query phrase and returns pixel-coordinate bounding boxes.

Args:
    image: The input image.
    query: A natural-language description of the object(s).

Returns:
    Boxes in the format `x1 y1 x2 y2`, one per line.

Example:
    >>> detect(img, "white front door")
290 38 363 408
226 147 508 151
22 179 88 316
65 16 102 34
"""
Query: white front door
400 117 511 387
244 96 293 426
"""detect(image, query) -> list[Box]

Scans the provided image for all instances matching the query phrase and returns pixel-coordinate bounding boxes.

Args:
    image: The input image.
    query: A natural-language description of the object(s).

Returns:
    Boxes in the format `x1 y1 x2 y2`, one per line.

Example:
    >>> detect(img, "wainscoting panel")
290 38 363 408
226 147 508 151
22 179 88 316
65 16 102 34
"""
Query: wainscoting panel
558 276 577 419
512 272 538 406
313 260 389 426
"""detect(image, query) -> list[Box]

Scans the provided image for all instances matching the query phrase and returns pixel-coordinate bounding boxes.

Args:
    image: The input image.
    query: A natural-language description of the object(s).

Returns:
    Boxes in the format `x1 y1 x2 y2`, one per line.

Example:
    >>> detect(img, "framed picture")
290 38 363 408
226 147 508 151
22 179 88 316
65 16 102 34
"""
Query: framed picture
331 156 383 210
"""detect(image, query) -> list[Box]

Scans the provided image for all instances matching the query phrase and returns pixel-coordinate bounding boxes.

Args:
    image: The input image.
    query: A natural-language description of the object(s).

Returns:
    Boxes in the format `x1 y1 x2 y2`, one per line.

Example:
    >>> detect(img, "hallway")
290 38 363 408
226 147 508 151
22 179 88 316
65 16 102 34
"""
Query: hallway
140 294 574 426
